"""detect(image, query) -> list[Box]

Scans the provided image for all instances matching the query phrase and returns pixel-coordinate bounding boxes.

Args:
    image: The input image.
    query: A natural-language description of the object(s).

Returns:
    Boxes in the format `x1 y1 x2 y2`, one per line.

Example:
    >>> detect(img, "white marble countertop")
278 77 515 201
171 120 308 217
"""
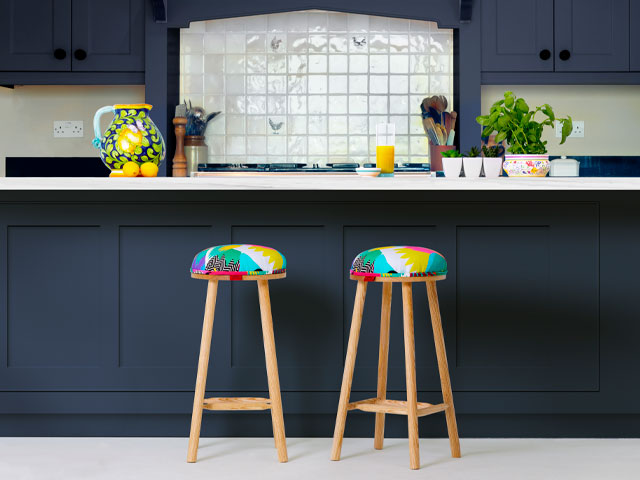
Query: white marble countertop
0 175 639 190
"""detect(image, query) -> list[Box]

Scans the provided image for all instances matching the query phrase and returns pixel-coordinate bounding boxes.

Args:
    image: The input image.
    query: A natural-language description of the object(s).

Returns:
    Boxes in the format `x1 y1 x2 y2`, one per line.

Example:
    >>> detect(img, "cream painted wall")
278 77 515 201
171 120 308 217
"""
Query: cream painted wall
0 85 145 176
482 85 640 156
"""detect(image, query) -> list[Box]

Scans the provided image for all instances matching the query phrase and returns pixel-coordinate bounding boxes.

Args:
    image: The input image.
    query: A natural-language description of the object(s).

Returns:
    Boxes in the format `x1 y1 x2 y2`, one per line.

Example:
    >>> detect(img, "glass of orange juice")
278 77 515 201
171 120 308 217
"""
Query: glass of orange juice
376 123 395 177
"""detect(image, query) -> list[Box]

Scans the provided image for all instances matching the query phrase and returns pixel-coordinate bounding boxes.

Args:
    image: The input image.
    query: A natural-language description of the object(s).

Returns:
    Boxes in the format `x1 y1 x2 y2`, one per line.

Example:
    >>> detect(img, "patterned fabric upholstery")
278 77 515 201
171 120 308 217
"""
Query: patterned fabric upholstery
191 244 286 276
350 246 447 278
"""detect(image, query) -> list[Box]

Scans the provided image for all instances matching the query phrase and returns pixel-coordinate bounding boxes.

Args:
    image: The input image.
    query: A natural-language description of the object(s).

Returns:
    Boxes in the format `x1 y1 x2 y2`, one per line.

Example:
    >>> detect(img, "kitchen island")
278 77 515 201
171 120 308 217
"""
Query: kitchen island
0 176 638 438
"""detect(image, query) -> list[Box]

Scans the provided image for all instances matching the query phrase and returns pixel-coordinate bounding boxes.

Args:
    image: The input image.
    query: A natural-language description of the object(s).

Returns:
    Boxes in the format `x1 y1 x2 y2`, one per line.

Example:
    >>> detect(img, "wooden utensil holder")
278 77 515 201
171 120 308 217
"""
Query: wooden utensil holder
429 144 456 172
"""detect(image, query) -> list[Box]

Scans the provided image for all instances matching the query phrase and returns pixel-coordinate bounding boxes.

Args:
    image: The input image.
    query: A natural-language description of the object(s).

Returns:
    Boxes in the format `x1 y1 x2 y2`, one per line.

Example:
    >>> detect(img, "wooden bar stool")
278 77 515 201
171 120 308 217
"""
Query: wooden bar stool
187 244 288 464
331 246 461 470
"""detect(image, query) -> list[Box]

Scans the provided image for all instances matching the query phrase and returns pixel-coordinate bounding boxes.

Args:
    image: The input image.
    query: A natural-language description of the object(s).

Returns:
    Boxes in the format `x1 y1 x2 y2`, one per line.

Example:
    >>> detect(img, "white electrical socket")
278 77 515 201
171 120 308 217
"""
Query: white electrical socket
556 120 584 138
53 120 84 138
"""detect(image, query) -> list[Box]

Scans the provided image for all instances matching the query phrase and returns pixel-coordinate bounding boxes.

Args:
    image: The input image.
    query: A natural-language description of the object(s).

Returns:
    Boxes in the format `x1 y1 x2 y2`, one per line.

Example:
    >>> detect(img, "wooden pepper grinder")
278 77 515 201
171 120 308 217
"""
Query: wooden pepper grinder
172 105 188 177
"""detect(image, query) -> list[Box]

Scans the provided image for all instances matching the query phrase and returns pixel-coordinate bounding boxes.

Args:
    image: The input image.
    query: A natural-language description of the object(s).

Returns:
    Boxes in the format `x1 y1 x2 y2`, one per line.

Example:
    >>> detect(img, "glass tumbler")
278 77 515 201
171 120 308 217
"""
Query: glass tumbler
376 123 395 177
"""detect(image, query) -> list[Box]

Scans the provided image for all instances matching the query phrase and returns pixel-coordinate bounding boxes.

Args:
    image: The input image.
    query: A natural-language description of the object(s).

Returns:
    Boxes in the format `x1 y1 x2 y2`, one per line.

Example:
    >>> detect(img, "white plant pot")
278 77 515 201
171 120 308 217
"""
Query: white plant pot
462 157 483 178
483 157 504 178
442 157 462 178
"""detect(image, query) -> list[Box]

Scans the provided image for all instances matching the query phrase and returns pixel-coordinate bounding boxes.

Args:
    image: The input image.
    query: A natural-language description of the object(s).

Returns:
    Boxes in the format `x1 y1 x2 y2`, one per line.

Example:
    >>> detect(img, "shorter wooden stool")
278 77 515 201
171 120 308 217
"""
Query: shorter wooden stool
187 244 288 463
331 246 461 470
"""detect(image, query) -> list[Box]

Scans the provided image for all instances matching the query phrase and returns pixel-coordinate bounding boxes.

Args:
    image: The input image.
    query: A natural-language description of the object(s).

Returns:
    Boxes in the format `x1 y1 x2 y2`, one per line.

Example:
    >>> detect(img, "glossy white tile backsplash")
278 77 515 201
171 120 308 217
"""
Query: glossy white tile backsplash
180 11 453 164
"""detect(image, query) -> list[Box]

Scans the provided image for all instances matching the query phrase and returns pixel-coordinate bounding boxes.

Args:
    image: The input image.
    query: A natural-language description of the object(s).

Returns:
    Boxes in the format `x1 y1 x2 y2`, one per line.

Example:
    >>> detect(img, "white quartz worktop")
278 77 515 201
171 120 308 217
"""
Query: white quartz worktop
0 175 640 190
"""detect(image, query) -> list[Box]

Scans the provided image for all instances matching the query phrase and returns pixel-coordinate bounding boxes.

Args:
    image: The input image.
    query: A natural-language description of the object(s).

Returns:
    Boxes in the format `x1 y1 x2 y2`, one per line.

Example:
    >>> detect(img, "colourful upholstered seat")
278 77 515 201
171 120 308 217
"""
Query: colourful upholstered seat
350 246 447 278
191 244 286 276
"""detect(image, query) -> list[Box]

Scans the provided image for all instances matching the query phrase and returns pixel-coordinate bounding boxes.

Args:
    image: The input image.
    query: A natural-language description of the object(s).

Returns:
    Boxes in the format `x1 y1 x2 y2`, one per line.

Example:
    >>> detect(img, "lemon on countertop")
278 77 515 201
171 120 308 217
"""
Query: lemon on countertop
140 162 159 177
122 162 140 177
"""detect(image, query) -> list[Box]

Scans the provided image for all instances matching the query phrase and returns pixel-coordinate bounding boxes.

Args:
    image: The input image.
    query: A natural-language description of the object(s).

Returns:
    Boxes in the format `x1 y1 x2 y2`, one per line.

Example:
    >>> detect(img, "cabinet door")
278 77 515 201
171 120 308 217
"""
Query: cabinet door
0 0 71 71
71 0 144 72
631 0 640 70
481 0 554 72
555 0 629 71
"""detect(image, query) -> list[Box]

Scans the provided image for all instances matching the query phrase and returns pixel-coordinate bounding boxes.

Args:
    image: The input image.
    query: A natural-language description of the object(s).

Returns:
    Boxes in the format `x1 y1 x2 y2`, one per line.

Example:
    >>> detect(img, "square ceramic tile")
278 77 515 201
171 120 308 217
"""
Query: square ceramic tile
204 54 224 73
288 136 307 155
267 95 286 114
348 95 368 114
329 136 348 155
328 75 347 93
308 12 328 32
389 95 409 114
327 13 347 32
349 75 368 94
226 34 246 54
225 115 245 135
288 116 307 135
328 55 348 73
247 75 267 94
182 55 203 75
246 96 266 114
245 15 267 32
309 35 328 53
288 75 307 94
349 55 368 73
328 95 347 114
288 33 309 53
329 116 347 134
246 55 267 74
181 33 204 54
267 75 286 94
203 73 223 94
308 76 327 94
203 33 225 54
370 75 388 94
369 55 388 73
247 136 267 154
225 74 244 95
267 136 287 155
226 135 245 155
329 35 348 53
389 75 408 94
308 96 327 114
308 55 328 73
288 95 307 114
247 116 266 135
246 34 266 53
267 55 286 74
349 135 368 155
308 136 328 154
369 96 388 114
225 95 245 114
349 116 368 135
308 115 327 134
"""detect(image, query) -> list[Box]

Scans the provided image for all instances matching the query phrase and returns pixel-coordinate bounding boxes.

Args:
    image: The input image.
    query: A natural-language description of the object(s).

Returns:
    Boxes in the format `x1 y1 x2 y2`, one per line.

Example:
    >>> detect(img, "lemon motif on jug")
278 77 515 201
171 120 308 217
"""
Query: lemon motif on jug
92 104 166 171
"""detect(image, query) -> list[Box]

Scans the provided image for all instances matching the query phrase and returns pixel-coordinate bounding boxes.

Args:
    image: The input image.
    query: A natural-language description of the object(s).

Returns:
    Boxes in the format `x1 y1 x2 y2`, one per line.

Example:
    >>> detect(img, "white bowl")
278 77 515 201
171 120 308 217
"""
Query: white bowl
356 167 381 177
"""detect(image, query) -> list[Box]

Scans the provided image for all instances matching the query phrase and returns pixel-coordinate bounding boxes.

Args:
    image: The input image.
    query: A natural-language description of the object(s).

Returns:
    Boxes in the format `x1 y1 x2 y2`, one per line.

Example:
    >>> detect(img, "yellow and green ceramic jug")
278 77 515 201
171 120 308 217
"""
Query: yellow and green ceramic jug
92 104 165 171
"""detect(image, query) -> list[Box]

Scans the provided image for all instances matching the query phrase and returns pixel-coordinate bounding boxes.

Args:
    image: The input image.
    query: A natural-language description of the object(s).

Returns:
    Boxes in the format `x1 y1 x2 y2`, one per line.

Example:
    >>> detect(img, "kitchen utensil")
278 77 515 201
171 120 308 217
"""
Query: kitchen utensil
172 103 188 177
184 135 208 177
376 123 395 176
355 167 382 177
429 144 456 172
92 103 165 172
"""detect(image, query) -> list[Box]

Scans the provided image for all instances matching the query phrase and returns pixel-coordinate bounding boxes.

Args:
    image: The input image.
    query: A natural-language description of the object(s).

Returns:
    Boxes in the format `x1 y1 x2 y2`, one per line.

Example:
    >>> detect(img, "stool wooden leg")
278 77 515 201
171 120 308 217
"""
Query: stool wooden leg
187 279 218 463
402 282 420 470
331 279 367 461
374 282 392 450
257 280 288 463
426 281 461 459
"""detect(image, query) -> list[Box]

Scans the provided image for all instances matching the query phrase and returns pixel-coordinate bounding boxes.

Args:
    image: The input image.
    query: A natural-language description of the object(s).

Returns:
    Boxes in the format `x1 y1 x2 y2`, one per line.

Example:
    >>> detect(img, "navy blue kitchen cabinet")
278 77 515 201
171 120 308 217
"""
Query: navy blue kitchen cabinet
0 0 71 71
2 188 640 438
0 0 144 80
481 0 554 72
482 0 630 73
631 0 640 70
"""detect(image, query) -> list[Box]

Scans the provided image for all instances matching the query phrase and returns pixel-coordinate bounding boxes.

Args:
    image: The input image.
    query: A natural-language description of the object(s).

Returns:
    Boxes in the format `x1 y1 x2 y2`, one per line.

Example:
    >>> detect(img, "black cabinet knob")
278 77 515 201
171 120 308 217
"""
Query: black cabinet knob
559 49 571 61
539 49 551 60
53 48 66 60
74 49 87 61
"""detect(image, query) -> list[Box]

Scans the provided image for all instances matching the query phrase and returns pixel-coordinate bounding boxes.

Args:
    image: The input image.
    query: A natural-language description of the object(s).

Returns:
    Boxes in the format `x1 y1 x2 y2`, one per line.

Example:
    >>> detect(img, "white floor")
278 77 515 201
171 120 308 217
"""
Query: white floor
1 437 639 480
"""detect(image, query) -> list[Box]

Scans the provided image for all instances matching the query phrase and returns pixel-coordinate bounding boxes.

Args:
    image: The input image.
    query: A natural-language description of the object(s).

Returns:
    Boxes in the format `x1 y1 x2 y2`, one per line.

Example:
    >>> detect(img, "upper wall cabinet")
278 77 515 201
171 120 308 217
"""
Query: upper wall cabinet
630 0 640 70
482 0 630 73
0 0 71 71
482 0 554 72
0 0 144 74
554 0 629 72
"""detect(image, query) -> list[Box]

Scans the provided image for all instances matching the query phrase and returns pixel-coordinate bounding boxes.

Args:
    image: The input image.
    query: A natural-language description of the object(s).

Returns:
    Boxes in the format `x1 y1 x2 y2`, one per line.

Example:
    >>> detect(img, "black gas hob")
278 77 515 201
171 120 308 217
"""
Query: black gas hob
198 163 431 173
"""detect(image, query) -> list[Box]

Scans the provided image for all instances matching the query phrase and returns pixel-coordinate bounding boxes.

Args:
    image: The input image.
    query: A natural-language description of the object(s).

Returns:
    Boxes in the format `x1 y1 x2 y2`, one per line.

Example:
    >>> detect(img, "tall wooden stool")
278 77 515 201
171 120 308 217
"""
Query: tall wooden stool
187 244 288 463
331 246 460 470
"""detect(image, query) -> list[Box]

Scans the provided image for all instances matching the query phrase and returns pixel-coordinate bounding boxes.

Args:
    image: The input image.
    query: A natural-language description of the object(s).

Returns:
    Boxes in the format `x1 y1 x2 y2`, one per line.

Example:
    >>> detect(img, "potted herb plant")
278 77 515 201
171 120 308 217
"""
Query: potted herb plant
476 91 572 177
441 149 462 178
462 146 482 178
482 145 503 178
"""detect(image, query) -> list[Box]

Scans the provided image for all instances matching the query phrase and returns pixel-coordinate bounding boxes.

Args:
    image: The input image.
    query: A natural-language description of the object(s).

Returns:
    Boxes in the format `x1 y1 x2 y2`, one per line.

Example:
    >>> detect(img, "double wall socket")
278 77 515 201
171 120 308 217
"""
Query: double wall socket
53 120 84 138
556 120 584 138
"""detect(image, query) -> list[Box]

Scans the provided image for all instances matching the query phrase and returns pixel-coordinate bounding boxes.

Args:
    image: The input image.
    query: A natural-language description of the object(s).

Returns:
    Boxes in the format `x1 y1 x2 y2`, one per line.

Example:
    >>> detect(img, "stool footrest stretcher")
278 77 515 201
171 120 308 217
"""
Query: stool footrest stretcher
347 398 448 417
202 397 272 411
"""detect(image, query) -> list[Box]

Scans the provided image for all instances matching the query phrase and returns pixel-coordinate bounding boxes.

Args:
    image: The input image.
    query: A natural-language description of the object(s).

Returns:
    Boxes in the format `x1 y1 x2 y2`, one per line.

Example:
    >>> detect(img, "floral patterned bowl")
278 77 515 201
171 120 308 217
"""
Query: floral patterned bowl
503 155 550 177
